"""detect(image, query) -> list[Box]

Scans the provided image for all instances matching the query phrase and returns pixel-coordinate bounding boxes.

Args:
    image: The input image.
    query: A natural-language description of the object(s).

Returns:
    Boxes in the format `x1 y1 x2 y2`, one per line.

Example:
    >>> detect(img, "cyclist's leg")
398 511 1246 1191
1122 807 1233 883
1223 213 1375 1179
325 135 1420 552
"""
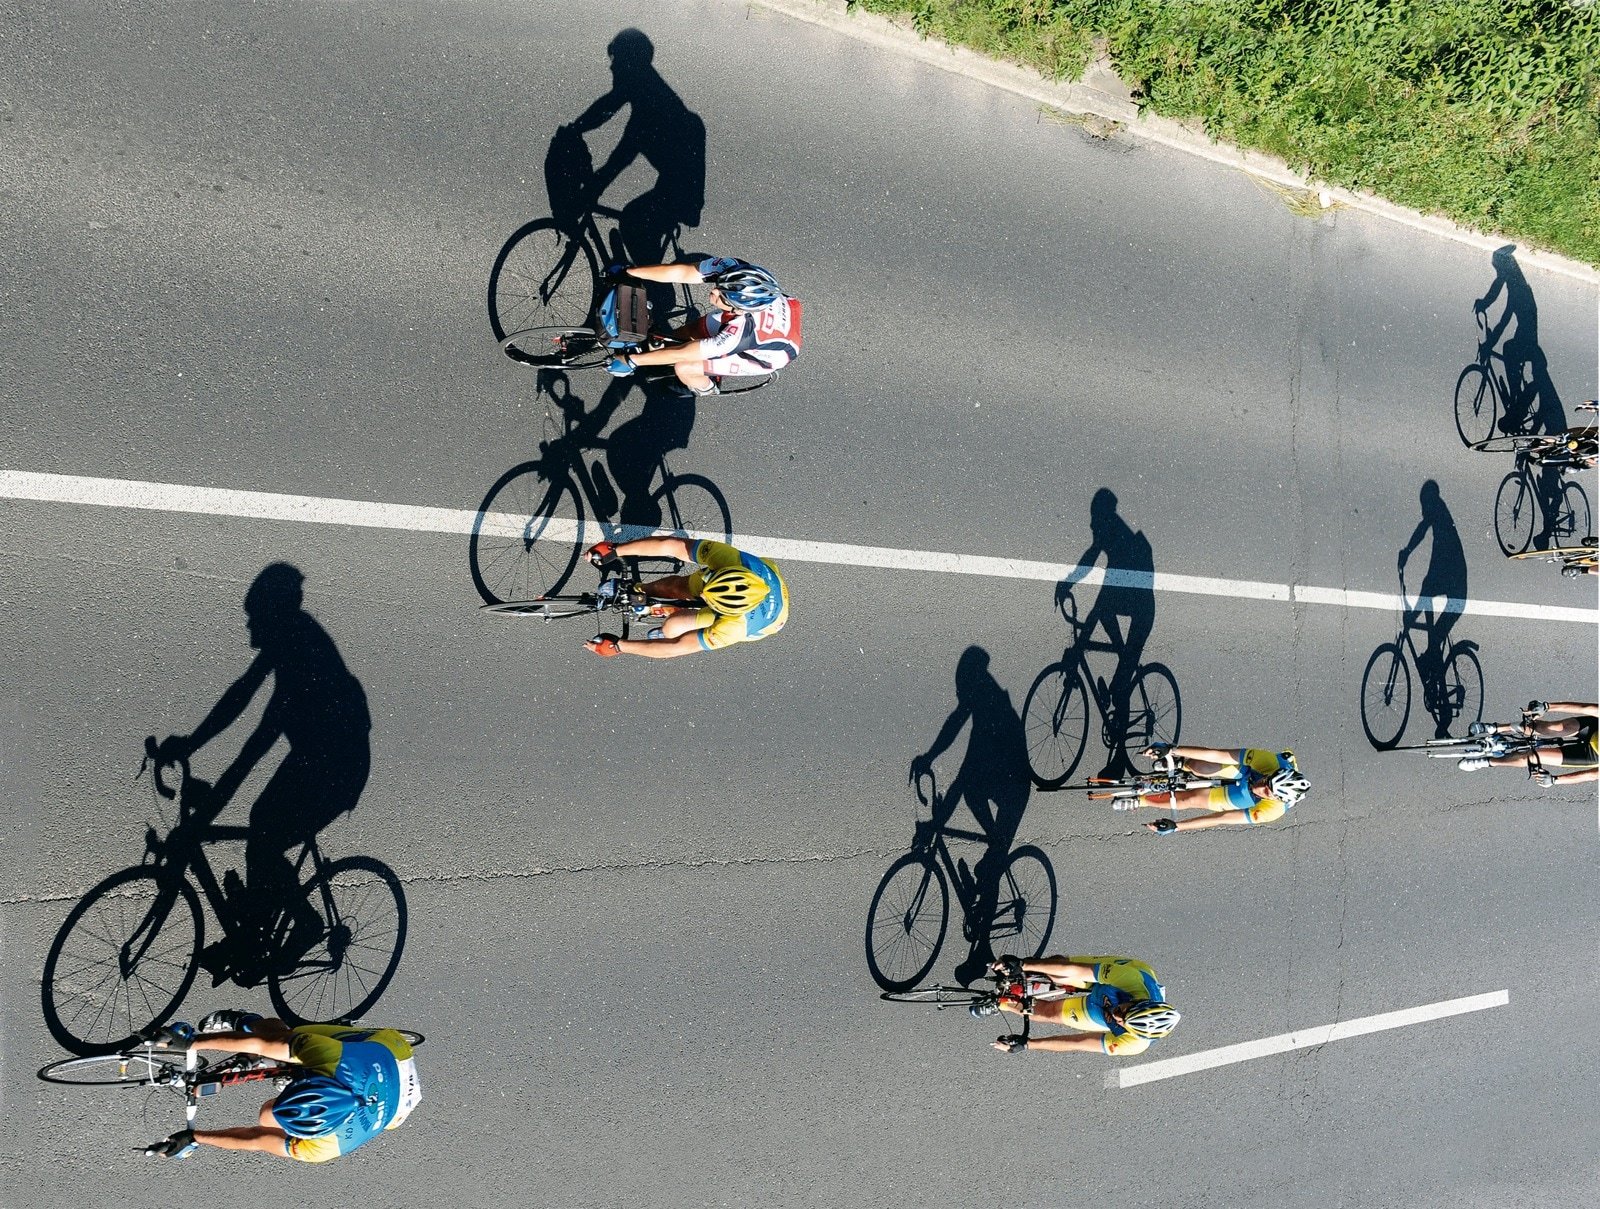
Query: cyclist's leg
1128 785 1215 810
656 607 707 639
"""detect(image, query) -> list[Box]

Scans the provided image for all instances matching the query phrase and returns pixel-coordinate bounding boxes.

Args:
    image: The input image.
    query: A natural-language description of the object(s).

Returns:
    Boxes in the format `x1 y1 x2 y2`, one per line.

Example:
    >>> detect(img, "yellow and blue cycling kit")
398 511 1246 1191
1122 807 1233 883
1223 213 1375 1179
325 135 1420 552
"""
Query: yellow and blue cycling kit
282 1026 422 1162
1201 748 1297 824
1052 956 1167 1055
687 540 789 651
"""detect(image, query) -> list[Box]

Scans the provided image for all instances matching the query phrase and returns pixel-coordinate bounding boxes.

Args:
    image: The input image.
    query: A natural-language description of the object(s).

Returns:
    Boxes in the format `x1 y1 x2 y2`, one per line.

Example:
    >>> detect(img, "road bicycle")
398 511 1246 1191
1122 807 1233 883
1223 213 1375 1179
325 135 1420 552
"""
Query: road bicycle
1048 749 1224 806
468 375 733 604
1487 427 1593 559
1505 540 1597 577
480 547 699 632
41 742 406 1054
865 772 1056 993
1396 703 1565 773
1471 402 1598 470
1358 572 1483 750
1020 588 1180 789
37 1025 425 1152
880 963 1064 1049
1454 309 1538 447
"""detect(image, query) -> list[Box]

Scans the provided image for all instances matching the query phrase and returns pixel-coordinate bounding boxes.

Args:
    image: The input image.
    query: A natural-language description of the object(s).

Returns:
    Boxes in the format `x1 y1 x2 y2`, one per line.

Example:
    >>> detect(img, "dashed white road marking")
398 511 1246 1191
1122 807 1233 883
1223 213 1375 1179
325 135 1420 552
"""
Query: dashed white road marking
1110 989 1511 1089
3 470 1595 625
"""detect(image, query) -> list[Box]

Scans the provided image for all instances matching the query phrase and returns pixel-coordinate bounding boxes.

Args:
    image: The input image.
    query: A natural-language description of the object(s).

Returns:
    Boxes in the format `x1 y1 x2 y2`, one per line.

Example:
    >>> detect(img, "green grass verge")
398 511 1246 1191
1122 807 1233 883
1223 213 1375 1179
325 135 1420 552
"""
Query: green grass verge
847 0 1600 265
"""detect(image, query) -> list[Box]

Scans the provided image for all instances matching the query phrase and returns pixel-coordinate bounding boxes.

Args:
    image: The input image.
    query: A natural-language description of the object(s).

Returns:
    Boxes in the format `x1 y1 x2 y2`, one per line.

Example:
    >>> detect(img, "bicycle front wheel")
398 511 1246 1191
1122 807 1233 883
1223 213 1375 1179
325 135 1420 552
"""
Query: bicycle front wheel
865 854 949 993
37 1048 205 1086
880 985 989 1007
42 868 202 1055
471 466 586 604
269 856 407 1026
1022 663 1090 789
1494 471 1537 555
1359 642 1411 750
480 595 599 620
498 326 611 368
990 846 1057 959
488 219 598 352
1454 363 1498 447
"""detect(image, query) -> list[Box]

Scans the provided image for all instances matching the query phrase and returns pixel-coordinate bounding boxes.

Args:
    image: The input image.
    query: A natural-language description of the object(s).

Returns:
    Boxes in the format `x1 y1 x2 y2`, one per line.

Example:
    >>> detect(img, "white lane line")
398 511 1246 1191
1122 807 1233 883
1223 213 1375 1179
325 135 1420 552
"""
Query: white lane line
3 470 1595 625
1110 989 1510 1089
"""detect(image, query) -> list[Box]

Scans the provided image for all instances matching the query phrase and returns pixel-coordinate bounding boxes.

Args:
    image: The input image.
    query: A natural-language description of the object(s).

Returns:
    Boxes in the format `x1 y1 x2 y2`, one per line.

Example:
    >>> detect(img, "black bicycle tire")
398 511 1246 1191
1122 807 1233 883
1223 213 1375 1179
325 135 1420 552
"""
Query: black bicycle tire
1122 663 1182 761
498 326 604 364
42 868 204 1056
654 472 734 546
711 371 777 396
1494 470 1537 556
268 856 407 1027
37 1047 207 1086
1556 481 1592 548
470 467 585 604
1472 435 1543 454
1359 642 1412 750
865 853 949 993
480 596 599 620
1021 662 1091 789
1440 645 1485 737
488 219 598 356
879 986 989 1006
994 845 1057 959
1454 363 1499 448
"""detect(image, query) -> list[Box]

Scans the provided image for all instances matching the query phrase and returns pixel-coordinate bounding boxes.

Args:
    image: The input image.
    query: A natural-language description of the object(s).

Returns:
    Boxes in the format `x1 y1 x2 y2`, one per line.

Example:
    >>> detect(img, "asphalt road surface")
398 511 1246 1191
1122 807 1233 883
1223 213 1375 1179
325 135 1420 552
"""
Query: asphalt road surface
3 3 1596 1207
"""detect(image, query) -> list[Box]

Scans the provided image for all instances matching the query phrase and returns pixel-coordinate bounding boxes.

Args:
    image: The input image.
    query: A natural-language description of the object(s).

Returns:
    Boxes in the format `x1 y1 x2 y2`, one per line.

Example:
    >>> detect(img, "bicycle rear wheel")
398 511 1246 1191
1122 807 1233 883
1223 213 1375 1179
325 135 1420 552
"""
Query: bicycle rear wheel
1454 364 1499 447
1022 663 1090 789
1494 471 1537 555
488 219 598 356
1437 645 1484 736
880 985 990 1007
1121 663 1181 760
470 466 586 604
865 853 949 993
269 856 406 1027
990 846 1056 959
655 473 734 545
42 868 202 1055
38 1048 205 1086
480 595 599 620
1553 482 1592 547
711 371 776 396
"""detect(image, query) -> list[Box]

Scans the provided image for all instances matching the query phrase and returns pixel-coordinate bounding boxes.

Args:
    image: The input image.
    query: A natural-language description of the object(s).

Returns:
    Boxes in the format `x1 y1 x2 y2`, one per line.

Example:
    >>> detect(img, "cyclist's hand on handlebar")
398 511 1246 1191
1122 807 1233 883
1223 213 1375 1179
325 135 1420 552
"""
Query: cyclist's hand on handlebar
587 542 625 571
144 1130 197 1158
586 634 623 657
989 955 1024 981
907 756 932 787
1532 768 1556 788
1525 700 1548 716
992 1034 1028 1053
1145 818 1178 835
604 263 630 283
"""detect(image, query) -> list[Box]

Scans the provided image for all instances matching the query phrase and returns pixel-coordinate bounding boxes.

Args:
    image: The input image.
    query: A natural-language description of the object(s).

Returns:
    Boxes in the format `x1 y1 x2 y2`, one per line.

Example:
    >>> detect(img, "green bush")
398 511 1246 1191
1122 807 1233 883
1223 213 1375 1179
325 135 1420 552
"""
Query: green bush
848 0 1600 264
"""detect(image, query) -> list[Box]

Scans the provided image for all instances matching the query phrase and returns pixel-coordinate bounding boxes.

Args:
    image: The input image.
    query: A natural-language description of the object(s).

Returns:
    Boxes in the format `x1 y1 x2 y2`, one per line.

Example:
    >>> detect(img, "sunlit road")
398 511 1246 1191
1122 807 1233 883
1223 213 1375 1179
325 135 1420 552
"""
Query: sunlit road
2 3 1596 1207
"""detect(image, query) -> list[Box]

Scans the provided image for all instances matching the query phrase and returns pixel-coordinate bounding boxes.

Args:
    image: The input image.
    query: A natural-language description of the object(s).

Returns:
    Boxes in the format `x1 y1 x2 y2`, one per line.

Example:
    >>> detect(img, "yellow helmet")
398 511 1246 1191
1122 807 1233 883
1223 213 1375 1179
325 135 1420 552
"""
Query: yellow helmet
700 566 770 616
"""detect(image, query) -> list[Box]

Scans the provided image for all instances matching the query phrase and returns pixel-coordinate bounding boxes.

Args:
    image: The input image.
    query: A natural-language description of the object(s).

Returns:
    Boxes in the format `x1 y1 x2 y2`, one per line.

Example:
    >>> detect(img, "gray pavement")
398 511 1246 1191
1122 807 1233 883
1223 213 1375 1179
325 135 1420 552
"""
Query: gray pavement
2 2 1597 1207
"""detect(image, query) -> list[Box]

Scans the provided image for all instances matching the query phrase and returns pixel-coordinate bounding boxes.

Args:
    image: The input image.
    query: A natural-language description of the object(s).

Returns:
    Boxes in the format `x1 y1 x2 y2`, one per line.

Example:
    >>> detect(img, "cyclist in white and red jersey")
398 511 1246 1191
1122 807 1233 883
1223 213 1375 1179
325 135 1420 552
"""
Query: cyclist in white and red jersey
604 257 802 396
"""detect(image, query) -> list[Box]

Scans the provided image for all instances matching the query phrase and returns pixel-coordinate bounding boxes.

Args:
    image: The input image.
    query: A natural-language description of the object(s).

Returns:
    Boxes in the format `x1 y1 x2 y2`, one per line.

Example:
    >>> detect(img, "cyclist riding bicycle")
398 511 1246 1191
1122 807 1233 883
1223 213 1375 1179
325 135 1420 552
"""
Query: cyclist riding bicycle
582 537 789 659
1458 701 1598 787
973 954 1179 1055
602 256 802 396
144 1012 422 1162
1116 743 1310 834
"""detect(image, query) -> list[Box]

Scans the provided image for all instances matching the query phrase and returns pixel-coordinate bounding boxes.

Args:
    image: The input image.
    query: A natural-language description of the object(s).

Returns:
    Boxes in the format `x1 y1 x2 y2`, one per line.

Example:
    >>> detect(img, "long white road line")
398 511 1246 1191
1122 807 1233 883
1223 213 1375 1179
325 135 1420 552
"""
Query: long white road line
4 470 1595 625
1111 990 1511 1089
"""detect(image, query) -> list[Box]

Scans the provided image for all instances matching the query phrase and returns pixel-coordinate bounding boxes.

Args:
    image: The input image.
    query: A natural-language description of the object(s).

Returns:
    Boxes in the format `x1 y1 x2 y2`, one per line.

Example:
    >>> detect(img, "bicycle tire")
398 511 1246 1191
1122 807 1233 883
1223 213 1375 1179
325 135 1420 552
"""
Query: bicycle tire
1021 662 1091 789
1472 435 1545 455
488 219 598 357
1121 663 1181 761
1359 642 1412 750
1554 482 1592 548
470 466 585 604
42 868 203 1055
498 326 610 368
865 853 949 993
1454 363 1499 448
711 371 777 396
480 595 599 620
268 856 406 1027
1493 470 1538 556
880 985 989 1006
655 473 734 546
1438 644 1484 736
991 846 1056 959
37 1048 208 1086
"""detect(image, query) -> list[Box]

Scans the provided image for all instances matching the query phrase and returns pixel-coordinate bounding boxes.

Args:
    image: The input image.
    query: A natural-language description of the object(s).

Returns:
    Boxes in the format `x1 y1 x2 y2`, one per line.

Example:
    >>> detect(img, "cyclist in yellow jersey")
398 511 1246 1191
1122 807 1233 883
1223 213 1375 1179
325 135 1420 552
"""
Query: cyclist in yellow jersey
582 538 788 659
143 1011 421 1161
1113 743 1310 835
1459 701 1598 787
973 955 1179 1055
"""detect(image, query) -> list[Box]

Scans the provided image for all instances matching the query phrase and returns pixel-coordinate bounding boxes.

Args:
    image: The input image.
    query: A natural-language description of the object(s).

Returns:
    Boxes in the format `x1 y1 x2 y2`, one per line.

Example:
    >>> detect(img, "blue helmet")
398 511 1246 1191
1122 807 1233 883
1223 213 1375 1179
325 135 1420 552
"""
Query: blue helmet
272 1075 363 1138
708 264 781 311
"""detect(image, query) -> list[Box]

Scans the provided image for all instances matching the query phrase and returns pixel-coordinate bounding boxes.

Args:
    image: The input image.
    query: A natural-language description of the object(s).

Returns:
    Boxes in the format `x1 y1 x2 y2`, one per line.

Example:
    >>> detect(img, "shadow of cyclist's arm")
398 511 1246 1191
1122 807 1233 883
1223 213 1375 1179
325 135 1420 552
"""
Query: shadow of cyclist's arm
185 654 271 753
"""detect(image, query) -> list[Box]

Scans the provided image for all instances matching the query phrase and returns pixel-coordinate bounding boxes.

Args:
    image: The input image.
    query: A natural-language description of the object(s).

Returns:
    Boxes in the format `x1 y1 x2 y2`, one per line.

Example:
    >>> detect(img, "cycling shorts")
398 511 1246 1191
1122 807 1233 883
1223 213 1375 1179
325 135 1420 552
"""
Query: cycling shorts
1558 720 1598 767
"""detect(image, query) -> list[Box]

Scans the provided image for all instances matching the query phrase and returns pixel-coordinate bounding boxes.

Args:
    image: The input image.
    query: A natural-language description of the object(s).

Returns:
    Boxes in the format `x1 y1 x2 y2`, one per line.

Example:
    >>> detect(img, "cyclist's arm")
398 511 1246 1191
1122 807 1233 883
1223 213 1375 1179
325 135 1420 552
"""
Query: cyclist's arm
1020 957 1097 986
623 263 704 284
1547 766 1599 786
613 536 695 562
1013 1034 1108 1054
192 1031 294 1063
1166 810 1251 831
1170 745 1238 765
182 653 270 751
613 633 703 659
1542 701 1597 716
193 1127 290 1158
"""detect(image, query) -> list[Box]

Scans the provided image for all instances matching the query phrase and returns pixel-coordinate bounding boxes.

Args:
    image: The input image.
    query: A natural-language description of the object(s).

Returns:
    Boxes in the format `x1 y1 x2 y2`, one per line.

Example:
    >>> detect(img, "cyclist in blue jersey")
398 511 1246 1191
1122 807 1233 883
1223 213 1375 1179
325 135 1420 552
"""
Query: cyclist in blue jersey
144 1012 421 1162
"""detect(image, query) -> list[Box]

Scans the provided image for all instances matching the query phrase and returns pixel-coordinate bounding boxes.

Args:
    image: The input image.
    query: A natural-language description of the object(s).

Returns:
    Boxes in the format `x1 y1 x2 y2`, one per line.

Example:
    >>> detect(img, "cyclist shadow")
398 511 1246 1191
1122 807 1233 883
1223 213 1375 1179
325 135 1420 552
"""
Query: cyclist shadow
1021 488 1181 789
1457 244 1569 443
1492 456 1591 557
468 371 735 603
866 647 1058 992
1360 481 1485 748
41 564 407 1054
